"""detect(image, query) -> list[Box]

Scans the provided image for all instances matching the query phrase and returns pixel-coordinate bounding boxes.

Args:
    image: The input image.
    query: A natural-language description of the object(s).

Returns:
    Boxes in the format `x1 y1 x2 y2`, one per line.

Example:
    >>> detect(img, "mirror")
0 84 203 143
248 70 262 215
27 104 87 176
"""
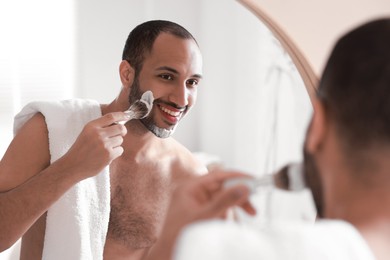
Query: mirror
0 0 315 258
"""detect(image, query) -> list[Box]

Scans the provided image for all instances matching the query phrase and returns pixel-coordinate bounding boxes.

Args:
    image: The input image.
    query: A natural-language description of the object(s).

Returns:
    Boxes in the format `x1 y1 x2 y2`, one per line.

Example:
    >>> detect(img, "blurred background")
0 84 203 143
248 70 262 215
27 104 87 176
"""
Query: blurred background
1 0 389 259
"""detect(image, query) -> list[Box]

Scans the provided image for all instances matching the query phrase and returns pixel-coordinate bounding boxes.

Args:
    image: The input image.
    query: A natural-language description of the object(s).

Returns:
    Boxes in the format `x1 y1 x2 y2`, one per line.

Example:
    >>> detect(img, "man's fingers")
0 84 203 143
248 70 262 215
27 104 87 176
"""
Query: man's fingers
202 185 251 219
83 113 127 139
93 112 130 127
239 200 257 216
109 135 124 148
198 170 252 194
111 145 124 159
101 123 127 138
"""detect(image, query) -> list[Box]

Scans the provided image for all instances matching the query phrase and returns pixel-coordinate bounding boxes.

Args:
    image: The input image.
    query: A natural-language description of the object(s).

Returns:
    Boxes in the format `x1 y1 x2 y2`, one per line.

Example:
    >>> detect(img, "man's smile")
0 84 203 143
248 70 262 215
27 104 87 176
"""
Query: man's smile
157 104 185 124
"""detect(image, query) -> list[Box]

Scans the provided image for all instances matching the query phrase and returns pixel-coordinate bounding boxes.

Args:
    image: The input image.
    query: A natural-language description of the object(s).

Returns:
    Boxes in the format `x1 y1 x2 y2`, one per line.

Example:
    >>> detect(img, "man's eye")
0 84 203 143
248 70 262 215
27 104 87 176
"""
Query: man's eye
160 74 173 80
187 79 199 87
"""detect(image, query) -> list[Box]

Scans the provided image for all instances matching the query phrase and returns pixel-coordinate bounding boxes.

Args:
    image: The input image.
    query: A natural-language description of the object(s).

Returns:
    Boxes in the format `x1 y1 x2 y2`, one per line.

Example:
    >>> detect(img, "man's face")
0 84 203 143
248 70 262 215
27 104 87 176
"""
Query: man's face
129 33 203 138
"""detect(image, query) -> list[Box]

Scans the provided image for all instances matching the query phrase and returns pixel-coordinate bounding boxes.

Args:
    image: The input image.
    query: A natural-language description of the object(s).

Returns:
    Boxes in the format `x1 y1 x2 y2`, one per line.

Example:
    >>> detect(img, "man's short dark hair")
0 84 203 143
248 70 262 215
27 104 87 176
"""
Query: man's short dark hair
318 18 390 151
122 20 198 75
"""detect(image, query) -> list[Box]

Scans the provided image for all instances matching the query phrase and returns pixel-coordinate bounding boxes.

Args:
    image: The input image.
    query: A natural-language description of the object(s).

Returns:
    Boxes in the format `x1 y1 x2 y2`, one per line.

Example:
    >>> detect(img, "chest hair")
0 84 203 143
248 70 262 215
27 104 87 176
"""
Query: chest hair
106 159 172 249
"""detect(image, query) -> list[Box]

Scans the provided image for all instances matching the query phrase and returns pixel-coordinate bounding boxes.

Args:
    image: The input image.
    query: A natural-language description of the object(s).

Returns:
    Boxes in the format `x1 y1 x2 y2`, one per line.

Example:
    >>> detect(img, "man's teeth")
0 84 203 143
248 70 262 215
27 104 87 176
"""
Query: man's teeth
160 106 181 117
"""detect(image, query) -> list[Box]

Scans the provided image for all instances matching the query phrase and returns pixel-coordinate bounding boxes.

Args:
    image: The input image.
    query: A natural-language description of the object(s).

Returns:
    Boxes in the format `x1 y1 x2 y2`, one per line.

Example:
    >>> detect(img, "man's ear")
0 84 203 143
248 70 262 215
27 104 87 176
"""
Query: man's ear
306 98 327 153
119 60 135 89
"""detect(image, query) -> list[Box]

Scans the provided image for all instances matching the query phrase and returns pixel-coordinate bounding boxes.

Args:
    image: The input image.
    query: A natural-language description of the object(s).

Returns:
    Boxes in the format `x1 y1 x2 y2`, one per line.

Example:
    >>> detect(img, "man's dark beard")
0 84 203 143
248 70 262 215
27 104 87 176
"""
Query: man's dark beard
302 119 325 219
128 77 175 138
128 76 143 105
303 146 325 218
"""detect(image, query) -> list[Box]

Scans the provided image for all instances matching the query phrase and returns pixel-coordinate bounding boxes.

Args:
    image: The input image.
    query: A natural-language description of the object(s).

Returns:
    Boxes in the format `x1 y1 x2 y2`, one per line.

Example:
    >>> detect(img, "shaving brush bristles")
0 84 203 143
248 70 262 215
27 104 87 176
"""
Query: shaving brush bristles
117 91 154 125
273 165 290 190
223 162 307 194
274 163 306 191
124 100 150 120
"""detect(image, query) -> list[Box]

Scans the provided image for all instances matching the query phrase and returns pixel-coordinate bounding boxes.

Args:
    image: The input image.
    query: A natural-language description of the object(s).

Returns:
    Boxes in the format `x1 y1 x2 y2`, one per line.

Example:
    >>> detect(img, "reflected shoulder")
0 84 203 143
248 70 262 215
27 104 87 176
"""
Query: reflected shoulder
0 113 50 191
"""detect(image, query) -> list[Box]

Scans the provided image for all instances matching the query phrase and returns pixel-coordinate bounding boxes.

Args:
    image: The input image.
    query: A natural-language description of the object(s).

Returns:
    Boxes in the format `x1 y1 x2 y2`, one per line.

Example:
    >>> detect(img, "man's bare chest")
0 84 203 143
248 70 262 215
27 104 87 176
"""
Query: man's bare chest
106 159 173 249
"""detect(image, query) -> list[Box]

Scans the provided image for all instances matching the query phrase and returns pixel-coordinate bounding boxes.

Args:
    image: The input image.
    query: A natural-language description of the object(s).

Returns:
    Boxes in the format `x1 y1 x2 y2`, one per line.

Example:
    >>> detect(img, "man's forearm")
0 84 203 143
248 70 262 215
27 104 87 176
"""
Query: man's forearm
0 157 86 252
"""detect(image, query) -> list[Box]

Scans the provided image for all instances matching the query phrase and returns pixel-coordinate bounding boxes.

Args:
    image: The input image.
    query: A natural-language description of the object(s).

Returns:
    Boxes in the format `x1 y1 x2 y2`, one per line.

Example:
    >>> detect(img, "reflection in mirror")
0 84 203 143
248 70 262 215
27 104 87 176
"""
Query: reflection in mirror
0 0 315 258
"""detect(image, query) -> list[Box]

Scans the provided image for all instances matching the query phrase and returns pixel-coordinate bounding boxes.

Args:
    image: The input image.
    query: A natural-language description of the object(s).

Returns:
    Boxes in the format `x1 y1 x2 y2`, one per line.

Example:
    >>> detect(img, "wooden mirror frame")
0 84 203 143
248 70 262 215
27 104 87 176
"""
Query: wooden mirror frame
238 0 319 103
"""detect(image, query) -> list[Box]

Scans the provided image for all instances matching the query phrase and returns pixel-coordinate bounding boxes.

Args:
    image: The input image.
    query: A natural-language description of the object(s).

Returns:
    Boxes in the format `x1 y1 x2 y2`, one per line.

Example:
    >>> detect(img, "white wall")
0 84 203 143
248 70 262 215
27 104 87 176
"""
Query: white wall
0 0 75 158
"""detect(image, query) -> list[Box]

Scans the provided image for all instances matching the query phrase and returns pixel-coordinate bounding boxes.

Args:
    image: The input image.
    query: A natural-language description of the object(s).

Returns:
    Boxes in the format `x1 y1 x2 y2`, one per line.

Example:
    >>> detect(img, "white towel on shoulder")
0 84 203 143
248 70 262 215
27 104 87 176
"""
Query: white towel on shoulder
14 99 110 260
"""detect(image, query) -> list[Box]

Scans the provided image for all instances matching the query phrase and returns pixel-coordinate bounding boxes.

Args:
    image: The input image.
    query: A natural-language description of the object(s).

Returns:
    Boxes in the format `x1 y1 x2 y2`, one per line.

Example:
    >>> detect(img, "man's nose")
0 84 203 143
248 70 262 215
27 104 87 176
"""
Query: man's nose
168 83 189 108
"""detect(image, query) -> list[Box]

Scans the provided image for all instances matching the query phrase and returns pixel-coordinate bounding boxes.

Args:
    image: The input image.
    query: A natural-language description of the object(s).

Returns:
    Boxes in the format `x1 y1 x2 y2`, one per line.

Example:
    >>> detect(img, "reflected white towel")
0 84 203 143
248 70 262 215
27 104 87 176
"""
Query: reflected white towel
174 219 375 260
14 99 110 260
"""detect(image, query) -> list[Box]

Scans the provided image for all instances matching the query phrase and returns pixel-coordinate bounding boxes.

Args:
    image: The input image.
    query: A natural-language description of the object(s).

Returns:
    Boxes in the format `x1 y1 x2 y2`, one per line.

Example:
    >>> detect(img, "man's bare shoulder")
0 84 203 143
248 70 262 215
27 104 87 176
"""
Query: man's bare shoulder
163 138 208 177
0 113 50 191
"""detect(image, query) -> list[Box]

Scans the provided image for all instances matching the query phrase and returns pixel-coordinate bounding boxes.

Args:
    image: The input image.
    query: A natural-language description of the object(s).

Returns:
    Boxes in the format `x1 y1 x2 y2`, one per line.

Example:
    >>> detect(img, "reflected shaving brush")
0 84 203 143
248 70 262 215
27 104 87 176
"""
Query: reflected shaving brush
117 91 154 125
224 163 307 193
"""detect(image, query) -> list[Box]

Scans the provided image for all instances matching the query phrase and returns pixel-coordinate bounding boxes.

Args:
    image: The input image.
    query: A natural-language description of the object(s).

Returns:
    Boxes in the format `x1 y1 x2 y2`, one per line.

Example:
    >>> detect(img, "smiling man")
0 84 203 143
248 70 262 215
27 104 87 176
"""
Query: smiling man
102 21 206 259
0 20 207 260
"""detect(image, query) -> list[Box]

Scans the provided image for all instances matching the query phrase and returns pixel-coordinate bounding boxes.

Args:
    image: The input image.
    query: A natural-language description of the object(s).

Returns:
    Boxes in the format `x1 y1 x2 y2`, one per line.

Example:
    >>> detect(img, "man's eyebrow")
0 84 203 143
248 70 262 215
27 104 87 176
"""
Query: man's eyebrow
192 73 203 79
156 66 202 79
156 66 179 74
